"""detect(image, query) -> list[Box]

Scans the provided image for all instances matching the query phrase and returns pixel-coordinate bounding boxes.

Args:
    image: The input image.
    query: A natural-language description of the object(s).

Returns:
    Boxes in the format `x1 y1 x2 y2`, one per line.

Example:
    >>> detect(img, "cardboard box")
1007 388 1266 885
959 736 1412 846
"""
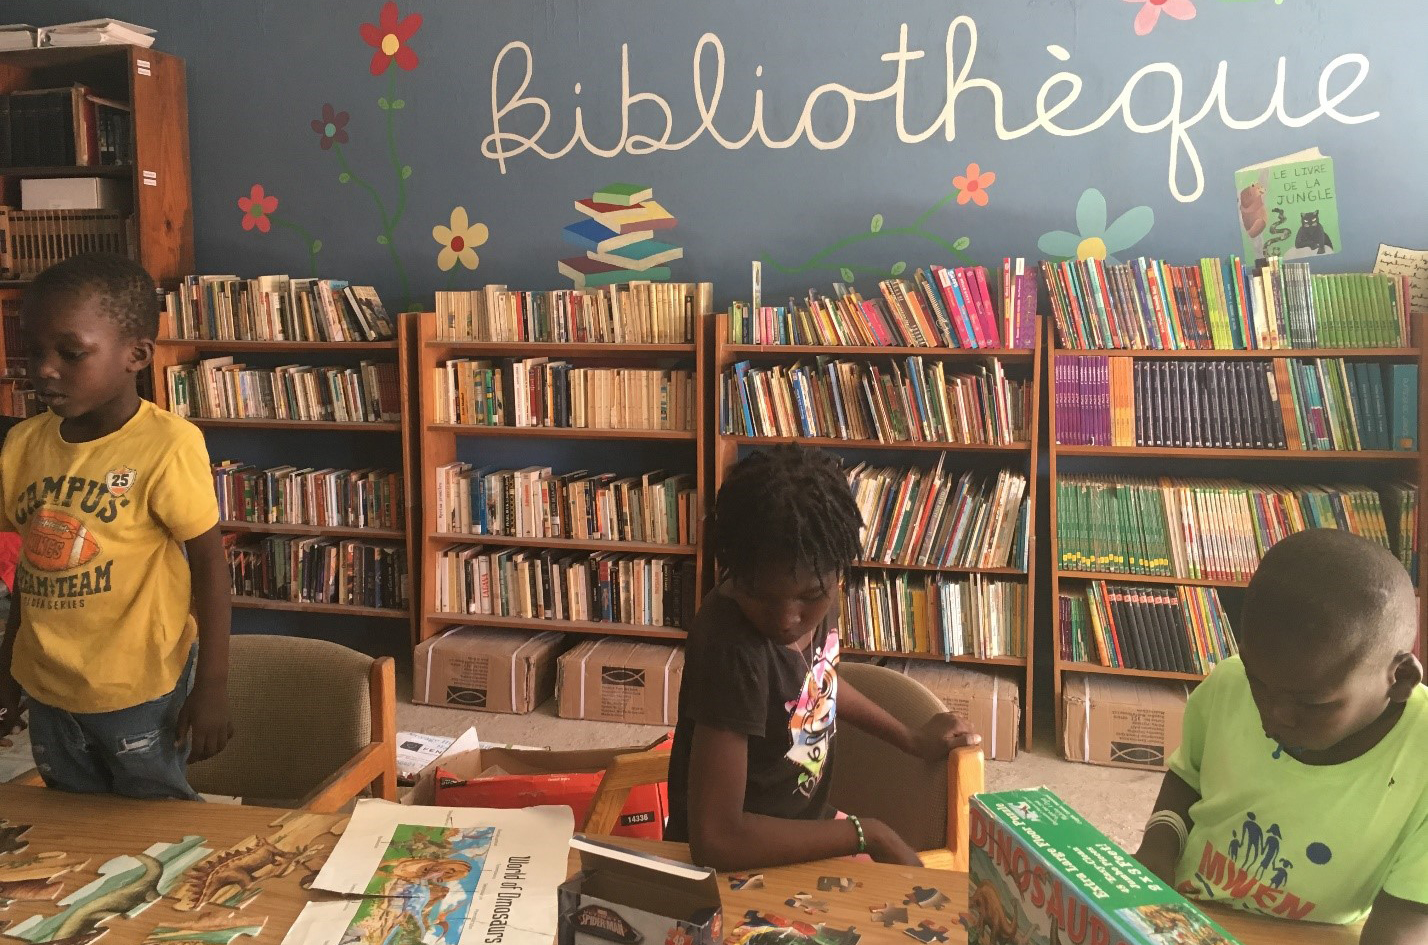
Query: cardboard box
413 627 565 713
433 736 673 840
885 659 1021 761
560 835 721 945
557 638 683 725
1062 672 1190 770
969 788 1244 944
21 177 127 211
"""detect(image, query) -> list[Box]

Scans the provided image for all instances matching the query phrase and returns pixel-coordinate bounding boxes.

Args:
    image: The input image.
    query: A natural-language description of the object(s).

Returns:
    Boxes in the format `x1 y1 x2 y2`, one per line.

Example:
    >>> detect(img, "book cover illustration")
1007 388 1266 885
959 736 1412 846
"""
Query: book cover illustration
1235 150 1340 264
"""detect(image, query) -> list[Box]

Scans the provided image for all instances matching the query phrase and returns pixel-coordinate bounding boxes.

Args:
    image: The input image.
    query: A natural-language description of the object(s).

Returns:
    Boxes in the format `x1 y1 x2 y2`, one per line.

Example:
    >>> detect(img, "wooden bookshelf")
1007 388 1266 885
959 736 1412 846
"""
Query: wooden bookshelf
712 312 1044 748
414 298 712 649
150 313 419 640
1048 333 1428 750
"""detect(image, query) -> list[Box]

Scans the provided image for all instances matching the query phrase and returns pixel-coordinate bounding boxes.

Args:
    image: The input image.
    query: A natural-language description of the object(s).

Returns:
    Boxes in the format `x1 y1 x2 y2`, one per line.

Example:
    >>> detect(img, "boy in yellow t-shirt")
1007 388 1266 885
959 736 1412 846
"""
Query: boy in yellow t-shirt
1135 529 1428 943
0 253 231 800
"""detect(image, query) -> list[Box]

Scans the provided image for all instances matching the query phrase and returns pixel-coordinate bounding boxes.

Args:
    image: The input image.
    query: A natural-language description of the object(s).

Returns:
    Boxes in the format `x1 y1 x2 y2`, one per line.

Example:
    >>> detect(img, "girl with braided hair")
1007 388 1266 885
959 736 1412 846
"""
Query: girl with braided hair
665 444 980 870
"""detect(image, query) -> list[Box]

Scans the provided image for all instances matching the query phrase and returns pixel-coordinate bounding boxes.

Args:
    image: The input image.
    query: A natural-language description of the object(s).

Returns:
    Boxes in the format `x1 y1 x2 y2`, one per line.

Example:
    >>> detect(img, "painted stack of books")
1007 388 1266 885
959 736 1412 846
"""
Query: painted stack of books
559 183 683 289
1054 354 1417 451
1043 256 1413 350
1059 583 1237 674
1055 474 1413 583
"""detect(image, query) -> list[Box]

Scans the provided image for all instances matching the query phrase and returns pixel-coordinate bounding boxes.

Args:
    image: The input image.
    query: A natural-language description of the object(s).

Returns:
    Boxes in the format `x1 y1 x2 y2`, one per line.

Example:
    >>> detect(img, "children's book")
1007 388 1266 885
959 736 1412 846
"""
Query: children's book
1235 149 1340 264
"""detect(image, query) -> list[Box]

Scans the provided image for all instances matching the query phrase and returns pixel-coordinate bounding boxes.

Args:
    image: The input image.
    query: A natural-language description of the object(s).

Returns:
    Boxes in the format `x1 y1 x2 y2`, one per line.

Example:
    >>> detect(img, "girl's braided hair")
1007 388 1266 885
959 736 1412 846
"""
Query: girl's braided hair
712 444 862 584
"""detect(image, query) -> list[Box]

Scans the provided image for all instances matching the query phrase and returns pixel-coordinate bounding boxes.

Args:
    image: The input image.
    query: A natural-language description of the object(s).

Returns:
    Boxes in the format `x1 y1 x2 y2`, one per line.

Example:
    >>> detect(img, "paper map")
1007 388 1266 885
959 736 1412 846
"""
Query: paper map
282 799 572 945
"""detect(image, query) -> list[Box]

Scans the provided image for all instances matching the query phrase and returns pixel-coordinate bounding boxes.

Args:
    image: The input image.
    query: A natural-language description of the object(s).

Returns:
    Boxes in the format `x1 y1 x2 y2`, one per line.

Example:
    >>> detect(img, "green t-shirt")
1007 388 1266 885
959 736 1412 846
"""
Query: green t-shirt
1170 656 1428 925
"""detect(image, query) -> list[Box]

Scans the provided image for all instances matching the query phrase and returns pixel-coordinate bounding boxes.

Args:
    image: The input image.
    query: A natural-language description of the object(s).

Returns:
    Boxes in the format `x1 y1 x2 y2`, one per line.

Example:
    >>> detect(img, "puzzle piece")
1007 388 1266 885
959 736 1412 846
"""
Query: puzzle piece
8 837 210 944
0 821 31 856
140 913 267 944
169 833 325 913
727 873 765 891
0 877 65 905
726 910 819 941
783 892 830 915
903 886 950 910
0 853 89 884
868 903 909 927
817 876 860 893
814 926 860 945
903 920 950 944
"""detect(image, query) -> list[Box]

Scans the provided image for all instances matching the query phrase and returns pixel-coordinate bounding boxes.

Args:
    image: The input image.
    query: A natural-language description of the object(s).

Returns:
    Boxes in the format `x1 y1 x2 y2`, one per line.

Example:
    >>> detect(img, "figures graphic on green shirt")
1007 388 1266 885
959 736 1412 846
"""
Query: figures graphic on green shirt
783 633 838 798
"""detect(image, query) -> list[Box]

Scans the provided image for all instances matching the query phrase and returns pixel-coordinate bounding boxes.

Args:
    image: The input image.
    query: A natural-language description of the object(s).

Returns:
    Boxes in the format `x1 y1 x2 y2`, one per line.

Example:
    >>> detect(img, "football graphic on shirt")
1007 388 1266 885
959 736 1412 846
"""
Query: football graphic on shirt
24 508 100 572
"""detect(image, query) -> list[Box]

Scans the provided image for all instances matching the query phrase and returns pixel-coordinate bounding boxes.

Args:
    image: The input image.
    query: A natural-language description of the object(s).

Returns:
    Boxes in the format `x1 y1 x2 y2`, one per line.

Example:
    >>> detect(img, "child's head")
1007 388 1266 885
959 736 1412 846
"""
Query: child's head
712 445 862 644
1240 528 1421 753
22 253 158 419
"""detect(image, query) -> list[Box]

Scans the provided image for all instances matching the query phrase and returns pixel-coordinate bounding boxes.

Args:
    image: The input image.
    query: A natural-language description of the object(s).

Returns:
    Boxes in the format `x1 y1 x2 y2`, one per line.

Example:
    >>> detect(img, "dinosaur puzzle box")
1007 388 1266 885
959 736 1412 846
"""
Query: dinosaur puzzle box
967 789 1243 945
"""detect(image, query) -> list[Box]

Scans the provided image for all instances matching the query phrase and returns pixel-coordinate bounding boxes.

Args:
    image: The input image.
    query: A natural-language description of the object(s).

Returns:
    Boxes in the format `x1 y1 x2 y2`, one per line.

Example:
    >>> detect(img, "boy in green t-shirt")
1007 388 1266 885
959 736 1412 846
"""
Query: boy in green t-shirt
1135 528 1428 942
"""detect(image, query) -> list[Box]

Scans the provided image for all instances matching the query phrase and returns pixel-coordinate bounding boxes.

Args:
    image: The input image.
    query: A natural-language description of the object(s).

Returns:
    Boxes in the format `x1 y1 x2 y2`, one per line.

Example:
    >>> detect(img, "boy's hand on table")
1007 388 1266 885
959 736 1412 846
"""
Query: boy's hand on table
863 817 925 867
910 712 981 761
1133 834 1181 886
177 679 233 762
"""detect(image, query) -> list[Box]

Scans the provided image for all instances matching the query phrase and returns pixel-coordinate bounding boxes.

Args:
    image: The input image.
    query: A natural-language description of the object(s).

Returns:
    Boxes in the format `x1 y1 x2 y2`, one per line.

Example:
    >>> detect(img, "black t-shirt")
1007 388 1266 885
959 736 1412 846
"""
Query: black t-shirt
665 588 839 842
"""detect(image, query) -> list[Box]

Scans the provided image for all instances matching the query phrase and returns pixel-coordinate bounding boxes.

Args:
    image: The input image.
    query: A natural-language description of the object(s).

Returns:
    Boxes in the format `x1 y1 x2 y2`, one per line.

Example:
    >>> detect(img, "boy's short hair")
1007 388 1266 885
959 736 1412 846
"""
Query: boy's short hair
23 253 160 342
1243 528 1417 659
712 444 862 582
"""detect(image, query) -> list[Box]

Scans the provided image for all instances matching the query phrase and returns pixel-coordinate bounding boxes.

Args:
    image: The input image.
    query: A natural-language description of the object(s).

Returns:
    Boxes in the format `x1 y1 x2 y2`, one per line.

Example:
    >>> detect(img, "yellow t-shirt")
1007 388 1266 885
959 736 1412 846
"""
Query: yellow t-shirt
0 401 218 713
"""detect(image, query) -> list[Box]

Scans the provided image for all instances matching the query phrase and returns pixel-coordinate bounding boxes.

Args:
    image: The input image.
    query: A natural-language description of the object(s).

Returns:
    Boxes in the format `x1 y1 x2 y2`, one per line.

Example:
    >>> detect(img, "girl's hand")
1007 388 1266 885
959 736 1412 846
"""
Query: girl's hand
910 712 981 761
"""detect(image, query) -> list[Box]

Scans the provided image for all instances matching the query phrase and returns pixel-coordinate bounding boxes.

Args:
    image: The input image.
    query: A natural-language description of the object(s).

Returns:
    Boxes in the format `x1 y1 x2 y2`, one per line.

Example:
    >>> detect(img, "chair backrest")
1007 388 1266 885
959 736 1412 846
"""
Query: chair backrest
187 634 376 804
581 750 672 836
831 662 964 852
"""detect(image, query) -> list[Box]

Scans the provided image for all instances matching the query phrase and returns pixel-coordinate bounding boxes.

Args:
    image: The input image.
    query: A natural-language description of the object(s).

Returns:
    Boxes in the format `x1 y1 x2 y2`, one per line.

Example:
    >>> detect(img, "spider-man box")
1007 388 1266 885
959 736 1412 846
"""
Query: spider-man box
967 789 1244 945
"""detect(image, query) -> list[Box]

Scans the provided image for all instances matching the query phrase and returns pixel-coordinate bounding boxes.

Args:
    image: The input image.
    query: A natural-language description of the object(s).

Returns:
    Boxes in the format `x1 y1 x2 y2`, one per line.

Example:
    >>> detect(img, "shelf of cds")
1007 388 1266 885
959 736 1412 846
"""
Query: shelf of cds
1047 254 1428 751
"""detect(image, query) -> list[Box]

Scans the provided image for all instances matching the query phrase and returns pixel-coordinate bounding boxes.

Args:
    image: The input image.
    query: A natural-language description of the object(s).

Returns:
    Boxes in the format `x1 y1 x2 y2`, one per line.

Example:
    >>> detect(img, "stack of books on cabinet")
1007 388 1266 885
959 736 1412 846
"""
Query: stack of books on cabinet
151 276 414 627
1045 253 1426 745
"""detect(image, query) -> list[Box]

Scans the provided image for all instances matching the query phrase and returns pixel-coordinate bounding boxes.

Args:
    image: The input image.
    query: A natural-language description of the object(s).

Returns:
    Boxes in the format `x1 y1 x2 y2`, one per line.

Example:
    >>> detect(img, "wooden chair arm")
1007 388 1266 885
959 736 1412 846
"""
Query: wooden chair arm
301 744 389 813
943 744 985 872
10 768 44 787
581 749 671 836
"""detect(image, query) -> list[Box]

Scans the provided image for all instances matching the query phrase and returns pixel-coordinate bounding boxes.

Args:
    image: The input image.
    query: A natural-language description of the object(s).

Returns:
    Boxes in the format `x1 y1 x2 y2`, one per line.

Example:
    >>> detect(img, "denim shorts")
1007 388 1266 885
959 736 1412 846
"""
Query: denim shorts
26 646 201 801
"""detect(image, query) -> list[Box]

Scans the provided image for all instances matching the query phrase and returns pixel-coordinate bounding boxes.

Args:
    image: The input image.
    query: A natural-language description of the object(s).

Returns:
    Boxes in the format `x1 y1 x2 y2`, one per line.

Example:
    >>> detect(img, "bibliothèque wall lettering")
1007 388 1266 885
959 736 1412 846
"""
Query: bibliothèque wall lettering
480 16 1378 203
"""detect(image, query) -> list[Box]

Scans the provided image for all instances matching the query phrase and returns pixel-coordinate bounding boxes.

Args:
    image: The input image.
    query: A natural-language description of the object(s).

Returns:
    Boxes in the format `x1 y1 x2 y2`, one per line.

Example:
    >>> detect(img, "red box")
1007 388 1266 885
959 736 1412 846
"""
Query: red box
434 736 672 840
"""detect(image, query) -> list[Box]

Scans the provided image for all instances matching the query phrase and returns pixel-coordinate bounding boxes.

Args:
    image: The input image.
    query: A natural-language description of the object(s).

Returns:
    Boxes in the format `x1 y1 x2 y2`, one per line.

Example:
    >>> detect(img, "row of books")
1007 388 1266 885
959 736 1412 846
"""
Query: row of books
225 535 408 610
434 463 697 547
434 545 697 628
839 573 1026 659
720 357 1031 445
1060 583 1238 675
434 281 709 344
0 83 132 167
849 460 1029 571
432 360 695 431
164 275 395 342
165 357 401 423
1043 256 1412 351
213 462 403 531
1054 356 1418 451
1056 475 1416 583
729 260 1037 349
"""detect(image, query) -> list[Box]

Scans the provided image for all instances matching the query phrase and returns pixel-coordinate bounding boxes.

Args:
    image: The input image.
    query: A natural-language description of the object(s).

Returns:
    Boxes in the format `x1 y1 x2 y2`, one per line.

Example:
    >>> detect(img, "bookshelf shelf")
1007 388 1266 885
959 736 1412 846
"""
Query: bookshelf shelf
416 290 713 653
156 339 399 353
221 521 405 541
232 597 407 619
726 435 1029 453
1055 570 1248 589
425 424 695 441
713 311 1044 749
426 532 697 556
425 612 687 641
1055 445 1418 461
1054 347 1420 360
0 164 133 178
191 418 403 432
1057 661 1205 683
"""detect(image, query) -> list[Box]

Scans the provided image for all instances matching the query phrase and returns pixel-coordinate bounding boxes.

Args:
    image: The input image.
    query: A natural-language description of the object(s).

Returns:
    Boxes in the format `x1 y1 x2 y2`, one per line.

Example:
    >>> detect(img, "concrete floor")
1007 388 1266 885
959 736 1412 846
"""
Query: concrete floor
397 678 1163 851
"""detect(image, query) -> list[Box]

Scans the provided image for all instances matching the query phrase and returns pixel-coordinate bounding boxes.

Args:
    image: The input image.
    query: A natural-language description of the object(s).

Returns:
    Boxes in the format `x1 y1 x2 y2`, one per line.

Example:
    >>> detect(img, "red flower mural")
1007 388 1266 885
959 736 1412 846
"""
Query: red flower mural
237 184 278 233
311 104 351 150
360 1 422 75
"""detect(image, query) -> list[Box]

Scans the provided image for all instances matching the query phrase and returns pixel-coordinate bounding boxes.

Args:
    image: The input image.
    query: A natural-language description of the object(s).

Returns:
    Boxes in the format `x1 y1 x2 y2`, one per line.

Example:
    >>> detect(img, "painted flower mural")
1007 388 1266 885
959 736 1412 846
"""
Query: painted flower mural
1125 0 1197 35
1037 188 1155 264
360 1 422 75
433 208 489 271
311 104 350 150
953 163 996 207
237 184 277 233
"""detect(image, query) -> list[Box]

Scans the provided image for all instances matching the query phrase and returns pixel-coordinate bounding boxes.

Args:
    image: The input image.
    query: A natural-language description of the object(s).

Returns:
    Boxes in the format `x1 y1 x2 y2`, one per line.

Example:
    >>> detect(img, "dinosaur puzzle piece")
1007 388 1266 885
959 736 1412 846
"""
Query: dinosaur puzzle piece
169 834 323 913
869 903 909 927
784 892 830 915
903 886 950 910
728 873 765 891
139 913 267 945
903 920 950 943
0 821 31 855
816 876 860 892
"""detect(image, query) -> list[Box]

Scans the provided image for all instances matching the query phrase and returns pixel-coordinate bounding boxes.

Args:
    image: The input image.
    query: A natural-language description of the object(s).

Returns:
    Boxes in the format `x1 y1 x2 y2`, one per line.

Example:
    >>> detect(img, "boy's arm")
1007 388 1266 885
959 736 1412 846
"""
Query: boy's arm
0 590 22 736
1361 893 1428 945
176 525 232 762
1133 770 1200 884
685 722 921 871
838 680 981 760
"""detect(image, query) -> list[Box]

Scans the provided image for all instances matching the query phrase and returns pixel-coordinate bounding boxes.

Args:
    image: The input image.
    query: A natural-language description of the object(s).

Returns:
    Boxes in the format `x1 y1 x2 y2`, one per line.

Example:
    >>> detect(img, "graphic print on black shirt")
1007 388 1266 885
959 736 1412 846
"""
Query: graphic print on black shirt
665 589 840 841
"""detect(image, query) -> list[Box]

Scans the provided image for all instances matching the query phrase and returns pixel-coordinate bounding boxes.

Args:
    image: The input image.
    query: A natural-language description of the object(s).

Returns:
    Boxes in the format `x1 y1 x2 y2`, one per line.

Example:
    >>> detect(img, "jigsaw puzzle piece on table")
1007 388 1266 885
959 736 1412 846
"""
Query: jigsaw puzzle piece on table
903 886 950 910
169 832 325 914
266 812 344 856
727 873 765 891
813 925 860 945
903 920 950 943
783 892 829 915
868 903 909 927
0 853 89 884
0 876 66 907
816 876 860 893
0 821 32 855
724 909 822 944
139 913 267 944
7 836 211 944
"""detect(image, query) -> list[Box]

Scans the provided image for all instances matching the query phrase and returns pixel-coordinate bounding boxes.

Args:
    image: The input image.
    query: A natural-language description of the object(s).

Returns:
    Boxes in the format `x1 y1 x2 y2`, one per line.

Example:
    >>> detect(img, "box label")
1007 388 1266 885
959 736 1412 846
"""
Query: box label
446 685 487 708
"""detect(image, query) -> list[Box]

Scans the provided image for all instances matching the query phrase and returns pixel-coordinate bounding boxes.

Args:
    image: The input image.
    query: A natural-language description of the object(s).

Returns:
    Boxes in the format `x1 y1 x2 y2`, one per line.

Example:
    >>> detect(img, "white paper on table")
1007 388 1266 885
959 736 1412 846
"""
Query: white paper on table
396 730 459 779
302 798 573 945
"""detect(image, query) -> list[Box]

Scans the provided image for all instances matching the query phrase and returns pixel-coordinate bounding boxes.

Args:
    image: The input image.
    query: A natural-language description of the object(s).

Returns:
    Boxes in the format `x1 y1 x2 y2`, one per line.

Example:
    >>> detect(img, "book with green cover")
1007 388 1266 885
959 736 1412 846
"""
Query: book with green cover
591 182 653 207
1391 363 1418 450
1235 149 1340 264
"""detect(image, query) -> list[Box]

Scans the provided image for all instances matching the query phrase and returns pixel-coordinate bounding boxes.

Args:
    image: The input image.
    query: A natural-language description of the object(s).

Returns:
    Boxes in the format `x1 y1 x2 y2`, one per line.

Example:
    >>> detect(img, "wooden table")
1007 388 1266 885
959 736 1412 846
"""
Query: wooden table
0 786 1358 945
